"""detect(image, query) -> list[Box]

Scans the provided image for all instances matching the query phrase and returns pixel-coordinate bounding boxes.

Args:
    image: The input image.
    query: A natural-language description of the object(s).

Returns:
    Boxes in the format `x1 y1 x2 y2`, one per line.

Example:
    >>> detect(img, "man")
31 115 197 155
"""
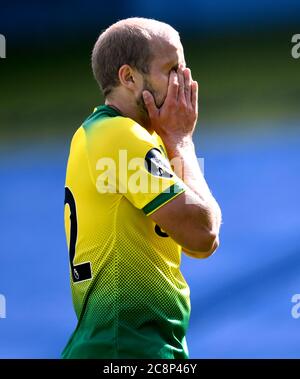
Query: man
63 17 222 359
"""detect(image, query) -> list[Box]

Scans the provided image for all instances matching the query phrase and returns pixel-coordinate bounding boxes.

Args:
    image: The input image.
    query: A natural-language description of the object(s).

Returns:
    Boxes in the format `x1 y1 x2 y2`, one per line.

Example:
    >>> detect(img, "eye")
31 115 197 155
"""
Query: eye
169 65 178 74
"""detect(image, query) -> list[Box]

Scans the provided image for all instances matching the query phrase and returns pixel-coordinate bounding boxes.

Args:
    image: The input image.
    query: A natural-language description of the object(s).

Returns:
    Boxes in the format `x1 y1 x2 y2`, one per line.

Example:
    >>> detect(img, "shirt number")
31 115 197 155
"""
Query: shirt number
64 187 92 283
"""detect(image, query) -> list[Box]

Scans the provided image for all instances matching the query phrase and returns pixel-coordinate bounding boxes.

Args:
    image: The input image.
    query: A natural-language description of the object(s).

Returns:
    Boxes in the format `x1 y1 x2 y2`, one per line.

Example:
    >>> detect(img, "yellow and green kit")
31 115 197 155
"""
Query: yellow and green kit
62 105 191 359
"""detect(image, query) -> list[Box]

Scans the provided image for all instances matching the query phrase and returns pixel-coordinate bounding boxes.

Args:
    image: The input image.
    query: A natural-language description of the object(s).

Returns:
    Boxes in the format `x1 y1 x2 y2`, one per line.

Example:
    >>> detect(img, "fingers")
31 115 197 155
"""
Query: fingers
183 68 192 106
166 70 179 103
163 66 196 114
177 66 185 104
142 90 158 118
191 80 198 114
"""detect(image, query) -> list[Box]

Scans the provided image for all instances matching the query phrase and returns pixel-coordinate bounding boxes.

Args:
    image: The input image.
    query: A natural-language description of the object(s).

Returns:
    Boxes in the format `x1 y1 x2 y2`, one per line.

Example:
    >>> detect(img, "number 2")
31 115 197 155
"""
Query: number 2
64 187 92 283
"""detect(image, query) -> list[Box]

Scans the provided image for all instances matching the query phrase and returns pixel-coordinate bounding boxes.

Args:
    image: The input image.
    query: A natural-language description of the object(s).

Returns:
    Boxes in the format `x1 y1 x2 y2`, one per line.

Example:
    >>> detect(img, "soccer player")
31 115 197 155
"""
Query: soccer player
63 17 222 359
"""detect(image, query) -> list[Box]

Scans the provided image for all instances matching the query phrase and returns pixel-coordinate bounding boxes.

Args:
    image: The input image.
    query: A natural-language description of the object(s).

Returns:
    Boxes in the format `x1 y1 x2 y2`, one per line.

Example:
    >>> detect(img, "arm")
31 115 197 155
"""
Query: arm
143 65 222 258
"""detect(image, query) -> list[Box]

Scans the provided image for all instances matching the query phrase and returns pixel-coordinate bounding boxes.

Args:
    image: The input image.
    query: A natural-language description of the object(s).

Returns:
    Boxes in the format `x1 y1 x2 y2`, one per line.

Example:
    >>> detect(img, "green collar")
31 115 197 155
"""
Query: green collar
83 104 122 130
94 104 122 118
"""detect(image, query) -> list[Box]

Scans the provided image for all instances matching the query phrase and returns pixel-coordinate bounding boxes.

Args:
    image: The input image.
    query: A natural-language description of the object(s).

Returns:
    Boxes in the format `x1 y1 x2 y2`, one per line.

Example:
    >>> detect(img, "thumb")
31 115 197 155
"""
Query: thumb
142 90 158 118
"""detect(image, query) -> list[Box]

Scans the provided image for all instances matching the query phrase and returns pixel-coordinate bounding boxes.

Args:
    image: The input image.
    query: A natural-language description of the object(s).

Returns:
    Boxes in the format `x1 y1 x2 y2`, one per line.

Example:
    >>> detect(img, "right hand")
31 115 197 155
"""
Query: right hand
142 64 198 148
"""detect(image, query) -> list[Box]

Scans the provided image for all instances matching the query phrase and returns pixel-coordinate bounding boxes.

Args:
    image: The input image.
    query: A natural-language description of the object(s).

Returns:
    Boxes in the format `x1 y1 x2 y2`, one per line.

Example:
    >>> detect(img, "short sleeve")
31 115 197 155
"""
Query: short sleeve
85 116 187 216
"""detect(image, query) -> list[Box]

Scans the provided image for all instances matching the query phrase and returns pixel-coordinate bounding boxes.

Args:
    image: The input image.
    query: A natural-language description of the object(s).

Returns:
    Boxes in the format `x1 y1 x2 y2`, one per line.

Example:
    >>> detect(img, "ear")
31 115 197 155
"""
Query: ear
118 64 136 90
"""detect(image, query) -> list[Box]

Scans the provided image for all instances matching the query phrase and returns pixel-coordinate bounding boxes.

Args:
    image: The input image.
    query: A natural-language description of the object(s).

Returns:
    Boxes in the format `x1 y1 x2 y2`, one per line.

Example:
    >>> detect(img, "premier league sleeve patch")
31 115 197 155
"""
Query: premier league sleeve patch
144 148 173 178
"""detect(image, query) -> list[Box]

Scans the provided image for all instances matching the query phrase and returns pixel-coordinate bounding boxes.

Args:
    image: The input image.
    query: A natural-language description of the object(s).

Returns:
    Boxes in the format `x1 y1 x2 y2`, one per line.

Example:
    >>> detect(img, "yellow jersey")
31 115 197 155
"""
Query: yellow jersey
62 104 191 359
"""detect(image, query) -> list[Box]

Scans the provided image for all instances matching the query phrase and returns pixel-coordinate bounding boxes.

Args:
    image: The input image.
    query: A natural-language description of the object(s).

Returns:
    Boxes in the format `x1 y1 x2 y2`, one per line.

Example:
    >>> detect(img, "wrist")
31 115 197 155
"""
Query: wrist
164 136 195 159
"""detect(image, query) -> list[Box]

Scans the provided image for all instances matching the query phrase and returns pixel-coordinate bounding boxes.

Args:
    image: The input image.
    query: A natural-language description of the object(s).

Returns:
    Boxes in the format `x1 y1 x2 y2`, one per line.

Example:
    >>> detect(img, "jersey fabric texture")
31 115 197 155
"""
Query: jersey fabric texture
62 105 191 359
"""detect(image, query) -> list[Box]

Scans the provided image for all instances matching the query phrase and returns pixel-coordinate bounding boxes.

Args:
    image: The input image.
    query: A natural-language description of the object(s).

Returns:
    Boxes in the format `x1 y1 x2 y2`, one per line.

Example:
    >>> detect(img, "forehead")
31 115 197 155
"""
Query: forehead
150 37 185 69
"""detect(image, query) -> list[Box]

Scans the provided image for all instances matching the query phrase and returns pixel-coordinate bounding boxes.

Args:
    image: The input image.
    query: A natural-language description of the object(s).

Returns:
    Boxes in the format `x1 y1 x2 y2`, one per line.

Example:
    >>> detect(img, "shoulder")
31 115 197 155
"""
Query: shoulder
86 115 155 147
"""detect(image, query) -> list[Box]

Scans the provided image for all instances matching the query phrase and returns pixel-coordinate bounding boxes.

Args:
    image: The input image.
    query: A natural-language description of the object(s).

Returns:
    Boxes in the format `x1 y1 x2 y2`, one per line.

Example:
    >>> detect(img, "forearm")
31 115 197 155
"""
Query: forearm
165 137 222 233
143 64 221 256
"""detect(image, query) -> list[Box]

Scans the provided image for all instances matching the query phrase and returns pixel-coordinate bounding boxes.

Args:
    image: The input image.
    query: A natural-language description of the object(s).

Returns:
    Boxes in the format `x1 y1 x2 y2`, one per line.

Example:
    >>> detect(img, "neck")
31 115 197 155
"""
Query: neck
105 97 154 134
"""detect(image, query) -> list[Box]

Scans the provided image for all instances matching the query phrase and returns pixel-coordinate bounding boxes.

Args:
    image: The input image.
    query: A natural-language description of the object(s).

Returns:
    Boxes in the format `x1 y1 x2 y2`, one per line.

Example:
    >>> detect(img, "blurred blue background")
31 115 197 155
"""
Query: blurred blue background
0 0 300 358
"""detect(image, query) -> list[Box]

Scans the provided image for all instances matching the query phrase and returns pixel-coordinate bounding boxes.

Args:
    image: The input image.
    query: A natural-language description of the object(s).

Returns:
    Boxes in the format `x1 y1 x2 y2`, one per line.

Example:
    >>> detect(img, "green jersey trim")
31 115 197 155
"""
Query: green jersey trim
142 183 186 216
83 105 122 130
